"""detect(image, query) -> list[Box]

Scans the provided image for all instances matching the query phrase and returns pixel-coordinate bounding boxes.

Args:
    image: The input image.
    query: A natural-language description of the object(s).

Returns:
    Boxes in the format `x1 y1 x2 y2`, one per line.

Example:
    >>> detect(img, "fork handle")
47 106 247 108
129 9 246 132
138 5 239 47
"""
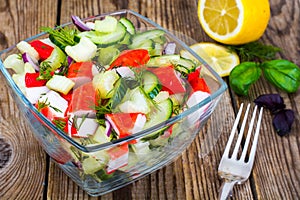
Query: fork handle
219 180 238 200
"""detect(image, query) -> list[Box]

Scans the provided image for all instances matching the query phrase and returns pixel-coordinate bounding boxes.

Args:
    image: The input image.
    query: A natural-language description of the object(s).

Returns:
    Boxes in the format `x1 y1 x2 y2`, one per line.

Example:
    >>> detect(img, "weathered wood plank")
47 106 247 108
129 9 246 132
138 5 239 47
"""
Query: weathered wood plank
234 0 300 199
0 0 57 199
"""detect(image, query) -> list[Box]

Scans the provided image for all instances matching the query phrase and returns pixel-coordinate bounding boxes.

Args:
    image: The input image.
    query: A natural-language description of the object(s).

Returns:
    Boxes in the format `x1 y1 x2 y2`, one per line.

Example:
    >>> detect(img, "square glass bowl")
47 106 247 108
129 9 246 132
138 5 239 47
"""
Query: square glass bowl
0 10 227 196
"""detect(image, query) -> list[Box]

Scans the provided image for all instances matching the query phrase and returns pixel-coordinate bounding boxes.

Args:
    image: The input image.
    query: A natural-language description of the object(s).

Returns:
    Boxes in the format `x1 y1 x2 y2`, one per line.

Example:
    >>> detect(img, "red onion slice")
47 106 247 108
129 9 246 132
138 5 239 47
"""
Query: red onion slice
67 56 74 66
105 120 112 137
71 15 92 32
163 42 176 55
22 52 40 71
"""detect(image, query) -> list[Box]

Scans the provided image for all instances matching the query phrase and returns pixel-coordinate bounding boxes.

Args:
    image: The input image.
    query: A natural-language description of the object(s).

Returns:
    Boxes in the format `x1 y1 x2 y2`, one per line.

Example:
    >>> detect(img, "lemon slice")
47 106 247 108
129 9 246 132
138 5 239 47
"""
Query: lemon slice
180 42 240 77
197 0 270 45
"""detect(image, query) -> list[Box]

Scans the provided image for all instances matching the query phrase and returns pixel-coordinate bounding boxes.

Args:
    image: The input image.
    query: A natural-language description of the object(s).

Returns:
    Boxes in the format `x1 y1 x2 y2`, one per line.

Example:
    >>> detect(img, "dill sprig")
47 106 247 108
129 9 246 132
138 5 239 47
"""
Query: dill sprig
226 41 282 62
41 26 77 48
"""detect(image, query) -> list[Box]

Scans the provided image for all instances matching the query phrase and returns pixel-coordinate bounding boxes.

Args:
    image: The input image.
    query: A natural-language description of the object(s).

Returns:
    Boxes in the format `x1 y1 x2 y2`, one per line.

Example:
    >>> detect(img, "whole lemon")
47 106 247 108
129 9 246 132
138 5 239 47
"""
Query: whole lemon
198 0 271 45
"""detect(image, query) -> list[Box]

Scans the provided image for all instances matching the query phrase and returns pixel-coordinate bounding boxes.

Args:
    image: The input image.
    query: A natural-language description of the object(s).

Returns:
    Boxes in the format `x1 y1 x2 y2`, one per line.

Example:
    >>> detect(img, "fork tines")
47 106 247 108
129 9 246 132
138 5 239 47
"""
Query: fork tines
223 103 263 161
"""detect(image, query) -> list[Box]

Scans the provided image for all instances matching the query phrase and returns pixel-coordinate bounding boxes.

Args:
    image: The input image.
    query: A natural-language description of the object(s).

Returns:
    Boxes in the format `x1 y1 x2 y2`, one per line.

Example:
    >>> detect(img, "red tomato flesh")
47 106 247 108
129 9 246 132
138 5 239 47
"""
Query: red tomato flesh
149 65 186 94
109 49 150 69
29 40 54 61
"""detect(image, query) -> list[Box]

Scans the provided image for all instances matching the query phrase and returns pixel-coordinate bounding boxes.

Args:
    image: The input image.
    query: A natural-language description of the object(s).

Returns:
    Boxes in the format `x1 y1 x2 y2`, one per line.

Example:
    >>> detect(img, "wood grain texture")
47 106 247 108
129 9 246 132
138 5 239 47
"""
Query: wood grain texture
0 0 57 199
233 0 300 199
0 0 299 199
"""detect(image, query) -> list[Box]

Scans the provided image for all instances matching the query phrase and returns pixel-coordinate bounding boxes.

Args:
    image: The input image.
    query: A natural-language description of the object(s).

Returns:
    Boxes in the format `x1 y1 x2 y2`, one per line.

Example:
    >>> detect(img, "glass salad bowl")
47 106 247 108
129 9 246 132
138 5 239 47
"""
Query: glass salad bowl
0 10 227 196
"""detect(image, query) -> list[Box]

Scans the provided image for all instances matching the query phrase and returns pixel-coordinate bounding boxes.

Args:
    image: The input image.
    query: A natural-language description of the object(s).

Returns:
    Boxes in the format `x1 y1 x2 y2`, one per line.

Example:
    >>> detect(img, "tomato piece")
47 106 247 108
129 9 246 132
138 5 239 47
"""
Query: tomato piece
66 61 93 78
68 82 98 114
25 72 47 87
60 90 73 102
187 68 210 93
29 40 54 61
36 105 54 121
149 65 186 94
109 49 150 69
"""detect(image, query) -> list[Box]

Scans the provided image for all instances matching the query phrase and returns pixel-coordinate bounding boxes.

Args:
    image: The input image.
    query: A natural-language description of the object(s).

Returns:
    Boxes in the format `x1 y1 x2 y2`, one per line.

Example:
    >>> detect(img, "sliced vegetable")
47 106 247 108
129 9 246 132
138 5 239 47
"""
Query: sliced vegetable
92 124 112 144
93 70 119 99
142 70 162 99
71 15 92 32
117 87 152 114
142 98 173 140
187 68 210 93
3 54 25 74
22 52 39 71
109 49 150 69
95 16 118 33
29 40 54 60
76 22 126 47
97 46 120 66
16 41 40 60
131 29 165 47
147 54 180 67
25 72 47 87
149 65 186 94
65 36 97 62
163 42 176 55
119 17 135 35
39 46 67 79
46 75 75 95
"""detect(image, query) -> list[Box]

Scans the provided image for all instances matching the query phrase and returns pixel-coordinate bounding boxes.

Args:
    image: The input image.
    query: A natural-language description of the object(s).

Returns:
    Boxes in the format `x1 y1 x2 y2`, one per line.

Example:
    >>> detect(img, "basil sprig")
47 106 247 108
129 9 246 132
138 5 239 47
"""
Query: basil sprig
229 59 300 96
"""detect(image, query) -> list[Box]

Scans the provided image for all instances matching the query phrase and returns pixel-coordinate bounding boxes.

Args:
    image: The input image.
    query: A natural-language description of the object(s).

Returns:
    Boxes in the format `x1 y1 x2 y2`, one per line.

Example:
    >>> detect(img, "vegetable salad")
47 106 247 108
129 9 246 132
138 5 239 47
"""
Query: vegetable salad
3 15 211 179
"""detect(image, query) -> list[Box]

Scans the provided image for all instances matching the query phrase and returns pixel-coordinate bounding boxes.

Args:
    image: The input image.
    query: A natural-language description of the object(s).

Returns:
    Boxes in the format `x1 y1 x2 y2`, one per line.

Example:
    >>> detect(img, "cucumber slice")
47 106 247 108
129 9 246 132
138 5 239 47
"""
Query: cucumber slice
131 29 165 47
128 39 154 51
142 71 162 99
94 16 118 33
175 57 196 73
119 17 136 35
142 98 173 140
176 65 189 76
81 151 109 174
117 87 152 114
152 35 167 44
119 32 132 45
97 46 120 66
147 54 180 67
76 22 126 47
149 43 163 56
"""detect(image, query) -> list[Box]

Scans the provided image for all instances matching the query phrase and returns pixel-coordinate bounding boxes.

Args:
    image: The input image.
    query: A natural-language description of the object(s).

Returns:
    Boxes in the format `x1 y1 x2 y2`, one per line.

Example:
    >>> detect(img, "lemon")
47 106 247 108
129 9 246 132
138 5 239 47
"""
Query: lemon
181 42 240 77
198 0 270 45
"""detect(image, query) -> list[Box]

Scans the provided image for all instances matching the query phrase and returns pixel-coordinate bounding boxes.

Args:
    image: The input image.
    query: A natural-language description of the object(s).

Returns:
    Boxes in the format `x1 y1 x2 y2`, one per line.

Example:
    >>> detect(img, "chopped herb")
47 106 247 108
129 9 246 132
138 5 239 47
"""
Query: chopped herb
53 118 67 131
226 41 281 62
41 26 78 50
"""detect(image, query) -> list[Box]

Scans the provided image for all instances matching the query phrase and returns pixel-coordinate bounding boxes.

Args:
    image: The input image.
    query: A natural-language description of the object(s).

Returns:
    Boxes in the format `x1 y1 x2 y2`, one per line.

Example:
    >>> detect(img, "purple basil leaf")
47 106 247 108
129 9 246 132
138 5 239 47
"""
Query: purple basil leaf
254 94 285 113
272 109 295 136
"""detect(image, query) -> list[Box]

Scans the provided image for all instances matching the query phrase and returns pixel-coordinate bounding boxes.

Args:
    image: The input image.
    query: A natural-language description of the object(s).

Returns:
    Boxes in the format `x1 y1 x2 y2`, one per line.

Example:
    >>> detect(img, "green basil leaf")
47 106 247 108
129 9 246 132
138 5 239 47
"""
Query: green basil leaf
261 59 300 93
229 62 261 96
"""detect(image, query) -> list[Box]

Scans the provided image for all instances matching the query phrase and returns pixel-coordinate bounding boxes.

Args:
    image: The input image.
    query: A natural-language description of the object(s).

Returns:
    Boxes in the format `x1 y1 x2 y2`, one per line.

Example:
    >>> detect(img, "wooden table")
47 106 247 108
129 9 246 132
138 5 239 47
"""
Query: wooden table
0 0 299 199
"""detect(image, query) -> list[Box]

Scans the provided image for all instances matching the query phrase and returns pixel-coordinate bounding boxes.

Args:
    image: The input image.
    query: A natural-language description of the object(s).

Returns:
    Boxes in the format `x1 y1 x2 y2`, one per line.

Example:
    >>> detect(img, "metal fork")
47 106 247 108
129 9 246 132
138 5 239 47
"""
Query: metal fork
218 103 263 200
